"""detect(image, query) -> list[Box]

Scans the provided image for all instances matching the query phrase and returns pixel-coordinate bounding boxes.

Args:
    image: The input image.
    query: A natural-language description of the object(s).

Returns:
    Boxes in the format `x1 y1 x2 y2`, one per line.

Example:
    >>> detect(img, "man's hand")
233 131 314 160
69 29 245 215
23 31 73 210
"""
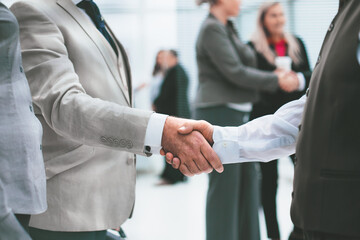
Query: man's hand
161 117 223 176
161 120 216 171
275 70 299 92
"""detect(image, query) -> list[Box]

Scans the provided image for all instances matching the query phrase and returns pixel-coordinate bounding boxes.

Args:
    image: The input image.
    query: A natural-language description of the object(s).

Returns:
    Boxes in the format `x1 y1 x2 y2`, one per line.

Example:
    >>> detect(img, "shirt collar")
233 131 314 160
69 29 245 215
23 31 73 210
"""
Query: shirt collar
72 0 83 6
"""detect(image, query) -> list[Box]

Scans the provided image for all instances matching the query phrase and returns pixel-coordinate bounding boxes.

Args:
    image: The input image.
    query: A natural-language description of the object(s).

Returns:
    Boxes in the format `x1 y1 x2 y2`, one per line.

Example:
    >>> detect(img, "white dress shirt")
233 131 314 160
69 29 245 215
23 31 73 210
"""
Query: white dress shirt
213 95 306 164
72 0 167 154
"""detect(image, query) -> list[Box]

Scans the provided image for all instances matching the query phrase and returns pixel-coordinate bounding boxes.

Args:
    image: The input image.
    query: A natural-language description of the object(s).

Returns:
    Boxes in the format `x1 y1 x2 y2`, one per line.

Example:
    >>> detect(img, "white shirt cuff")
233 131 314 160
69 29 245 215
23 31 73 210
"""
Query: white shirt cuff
297 73 306 91
213 126 243 164
144 113 168 155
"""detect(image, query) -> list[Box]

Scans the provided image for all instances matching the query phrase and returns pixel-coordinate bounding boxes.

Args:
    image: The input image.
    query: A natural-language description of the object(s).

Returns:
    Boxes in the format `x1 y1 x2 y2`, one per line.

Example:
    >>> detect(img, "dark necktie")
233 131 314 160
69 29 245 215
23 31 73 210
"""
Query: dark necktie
77 0 118 56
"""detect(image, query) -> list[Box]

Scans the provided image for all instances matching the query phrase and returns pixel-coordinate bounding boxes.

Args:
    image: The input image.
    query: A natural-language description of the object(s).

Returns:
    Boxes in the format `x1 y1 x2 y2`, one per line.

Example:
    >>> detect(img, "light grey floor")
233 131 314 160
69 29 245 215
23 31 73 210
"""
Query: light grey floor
122 156 294 240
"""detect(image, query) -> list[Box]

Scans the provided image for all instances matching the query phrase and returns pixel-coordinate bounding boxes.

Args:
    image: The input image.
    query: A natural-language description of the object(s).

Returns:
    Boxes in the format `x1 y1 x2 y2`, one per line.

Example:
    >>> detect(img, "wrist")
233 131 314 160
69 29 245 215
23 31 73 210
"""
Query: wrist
162 117 183 148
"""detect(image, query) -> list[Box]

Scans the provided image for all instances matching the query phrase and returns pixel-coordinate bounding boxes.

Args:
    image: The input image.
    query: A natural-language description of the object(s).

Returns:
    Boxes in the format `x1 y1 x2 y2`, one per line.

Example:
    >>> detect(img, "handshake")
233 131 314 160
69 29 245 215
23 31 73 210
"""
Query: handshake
275 69 300 92
160 117 221 176
160 70 300 176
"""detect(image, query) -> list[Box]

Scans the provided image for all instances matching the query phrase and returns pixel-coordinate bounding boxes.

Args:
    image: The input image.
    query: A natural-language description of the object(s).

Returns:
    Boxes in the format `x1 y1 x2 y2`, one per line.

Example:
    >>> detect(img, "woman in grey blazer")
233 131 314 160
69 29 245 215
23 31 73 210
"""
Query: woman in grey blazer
0 2 46 237
194 0 298 239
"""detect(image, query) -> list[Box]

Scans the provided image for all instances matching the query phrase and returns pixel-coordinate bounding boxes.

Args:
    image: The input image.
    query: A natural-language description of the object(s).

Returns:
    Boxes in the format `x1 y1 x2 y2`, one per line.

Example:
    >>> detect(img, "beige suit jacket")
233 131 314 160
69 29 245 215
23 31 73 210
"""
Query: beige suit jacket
11 0 153 231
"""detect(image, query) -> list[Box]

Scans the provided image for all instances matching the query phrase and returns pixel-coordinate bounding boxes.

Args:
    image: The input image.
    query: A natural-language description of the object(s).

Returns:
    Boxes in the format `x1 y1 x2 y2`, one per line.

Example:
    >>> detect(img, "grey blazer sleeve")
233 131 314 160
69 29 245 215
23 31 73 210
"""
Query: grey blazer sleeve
11 3 153 155
0 181 32 240
201 24 279 92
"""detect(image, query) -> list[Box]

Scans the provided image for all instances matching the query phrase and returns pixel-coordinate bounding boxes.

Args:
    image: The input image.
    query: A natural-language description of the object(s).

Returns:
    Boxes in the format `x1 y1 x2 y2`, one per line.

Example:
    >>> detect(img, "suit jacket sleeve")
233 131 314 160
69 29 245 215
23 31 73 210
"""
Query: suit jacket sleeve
201 24 279 92
11 2 153 155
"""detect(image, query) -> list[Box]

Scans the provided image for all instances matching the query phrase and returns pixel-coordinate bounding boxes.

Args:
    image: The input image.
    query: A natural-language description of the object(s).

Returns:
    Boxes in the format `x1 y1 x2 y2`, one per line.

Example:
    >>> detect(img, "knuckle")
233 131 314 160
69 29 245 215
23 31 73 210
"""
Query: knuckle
199 120 208 126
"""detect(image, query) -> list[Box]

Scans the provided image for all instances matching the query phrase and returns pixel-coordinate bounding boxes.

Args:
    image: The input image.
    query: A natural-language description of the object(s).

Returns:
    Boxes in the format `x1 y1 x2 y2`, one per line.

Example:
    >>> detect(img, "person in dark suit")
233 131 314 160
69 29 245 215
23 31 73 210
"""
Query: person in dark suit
168 1 360 239
154 50 191 185
248 2 311 240
0 2 46 238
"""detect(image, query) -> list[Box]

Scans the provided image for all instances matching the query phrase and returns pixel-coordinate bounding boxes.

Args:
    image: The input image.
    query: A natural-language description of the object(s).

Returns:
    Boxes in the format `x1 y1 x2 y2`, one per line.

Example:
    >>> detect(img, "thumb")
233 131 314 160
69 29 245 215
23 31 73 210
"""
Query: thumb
177 123 194 135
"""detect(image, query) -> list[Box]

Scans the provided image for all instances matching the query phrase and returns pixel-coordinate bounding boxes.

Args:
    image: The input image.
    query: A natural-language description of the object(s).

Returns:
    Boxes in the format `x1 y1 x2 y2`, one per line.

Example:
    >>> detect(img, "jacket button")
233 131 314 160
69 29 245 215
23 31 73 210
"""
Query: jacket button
20 66 24 73
29 105 33 112
127 158 133 165
328 23 334 32
298 125 301 131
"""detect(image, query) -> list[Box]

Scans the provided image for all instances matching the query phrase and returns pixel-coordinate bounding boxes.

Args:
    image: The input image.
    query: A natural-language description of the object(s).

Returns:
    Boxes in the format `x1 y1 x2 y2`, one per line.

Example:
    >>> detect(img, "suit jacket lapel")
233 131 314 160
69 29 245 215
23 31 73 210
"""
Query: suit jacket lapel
106 23 133 105
56 0 131 105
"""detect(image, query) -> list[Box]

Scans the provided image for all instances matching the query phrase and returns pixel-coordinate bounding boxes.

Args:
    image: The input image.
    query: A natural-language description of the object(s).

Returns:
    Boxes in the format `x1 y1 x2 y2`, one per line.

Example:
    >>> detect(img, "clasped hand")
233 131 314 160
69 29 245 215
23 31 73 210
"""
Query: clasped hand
161 117 217 176
275 69 300 92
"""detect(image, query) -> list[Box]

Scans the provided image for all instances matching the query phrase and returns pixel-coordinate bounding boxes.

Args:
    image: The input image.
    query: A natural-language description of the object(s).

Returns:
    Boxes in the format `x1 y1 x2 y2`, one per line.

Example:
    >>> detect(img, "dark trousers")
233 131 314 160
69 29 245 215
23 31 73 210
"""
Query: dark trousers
15 214 30 233
195 106 260 240
303 231 360 240
161 157 185 183
260 155 300 239
29 227 107 240
260 160 280 238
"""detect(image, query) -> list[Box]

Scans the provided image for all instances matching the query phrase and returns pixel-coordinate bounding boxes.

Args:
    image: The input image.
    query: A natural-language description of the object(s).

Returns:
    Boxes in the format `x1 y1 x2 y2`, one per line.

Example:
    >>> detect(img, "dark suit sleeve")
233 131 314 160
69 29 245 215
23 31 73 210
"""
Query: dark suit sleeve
201 24 279 92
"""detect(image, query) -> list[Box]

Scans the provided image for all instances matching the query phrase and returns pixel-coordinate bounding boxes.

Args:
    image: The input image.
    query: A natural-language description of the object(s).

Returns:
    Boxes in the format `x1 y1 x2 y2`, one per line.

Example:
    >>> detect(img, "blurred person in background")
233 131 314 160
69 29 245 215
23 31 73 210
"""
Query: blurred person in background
150 49 167 110
193 0 299 239
0 2 46 238
154 50 191 185
248 2 312 240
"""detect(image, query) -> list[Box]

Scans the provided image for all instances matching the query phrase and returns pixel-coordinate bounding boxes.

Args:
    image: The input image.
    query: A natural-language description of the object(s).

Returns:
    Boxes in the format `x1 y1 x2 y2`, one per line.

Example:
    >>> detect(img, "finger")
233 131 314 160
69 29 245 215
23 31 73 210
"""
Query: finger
192 155 213 174
165 153 174 164
172 158 181 169
200 143 224 173
178 120 209 135
160 149 166 156
179 164 194 177
178 124 194 135
184 161 201 175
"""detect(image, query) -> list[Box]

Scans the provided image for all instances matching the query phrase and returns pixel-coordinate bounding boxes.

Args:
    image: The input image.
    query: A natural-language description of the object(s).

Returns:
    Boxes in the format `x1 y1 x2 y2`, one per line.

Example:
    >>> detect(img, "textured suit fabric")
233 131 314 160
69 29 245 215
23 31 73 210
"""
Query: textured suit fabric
293 0 360 237
248 36 311 239
11 0 153 231
0 2 46 216
195 14 279 107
